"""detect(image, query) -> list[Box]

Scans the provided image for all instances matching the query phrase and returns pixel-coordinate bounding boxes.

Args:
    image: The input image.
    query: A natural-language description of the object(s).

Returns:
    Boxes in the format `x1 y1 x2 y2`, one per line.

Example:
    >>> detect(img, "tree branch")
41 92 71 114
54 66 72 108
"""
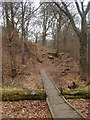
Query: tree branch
84 2 90 16
53 2 80 39
81 2 84 13
75 1 83 17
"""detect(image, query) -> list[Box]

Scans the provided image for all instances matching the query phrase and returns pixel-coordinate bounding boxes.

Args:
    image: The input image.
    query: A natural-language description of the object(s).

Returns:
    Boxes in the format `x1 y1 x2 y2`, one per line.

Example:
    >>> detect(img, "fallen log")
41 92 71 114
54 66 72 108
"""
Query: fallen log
0 89 46 101
61 88 90 99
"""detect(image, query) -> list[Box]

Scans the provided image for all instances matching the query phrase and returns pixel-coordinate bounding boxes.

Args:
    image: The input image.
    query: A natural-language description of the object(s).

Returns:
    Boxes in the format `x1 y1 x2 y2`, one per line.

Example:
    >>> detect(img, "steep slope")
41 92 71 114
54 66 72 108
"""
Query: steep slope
2 27 42 89
2 27 89 117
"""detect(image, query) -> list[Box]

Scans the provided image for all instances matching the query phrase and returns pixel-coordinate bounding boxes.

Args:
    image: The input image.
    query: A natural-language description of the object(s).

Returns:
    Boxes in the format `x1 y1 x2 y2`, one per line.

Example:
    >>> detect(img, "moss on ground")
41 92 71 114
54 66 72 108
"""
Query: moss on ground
0 89 47 101
85 80 90 86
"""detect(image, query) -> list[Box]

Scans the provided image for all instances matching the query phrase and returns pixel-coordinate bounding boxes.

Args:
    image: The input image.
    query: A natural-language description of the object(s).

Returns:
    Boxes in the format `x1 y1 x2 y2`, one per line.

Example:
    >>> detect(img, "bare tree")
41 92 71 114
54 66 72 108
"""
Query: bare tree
21 2 26 64
15 2 32 64
3 2 17 77
40 3 55 45
54 1 90 80
41 3 49 45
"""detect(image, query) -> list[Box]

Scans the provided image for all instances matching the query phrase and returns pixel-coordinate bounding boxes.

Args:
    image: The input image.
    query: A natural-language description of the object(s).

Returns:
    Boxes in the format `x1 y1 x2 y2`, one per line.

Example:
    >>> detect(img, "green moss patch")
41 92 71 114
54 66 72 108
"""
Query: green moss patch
61 87 90 99
85 80 90 86
0 89 47 101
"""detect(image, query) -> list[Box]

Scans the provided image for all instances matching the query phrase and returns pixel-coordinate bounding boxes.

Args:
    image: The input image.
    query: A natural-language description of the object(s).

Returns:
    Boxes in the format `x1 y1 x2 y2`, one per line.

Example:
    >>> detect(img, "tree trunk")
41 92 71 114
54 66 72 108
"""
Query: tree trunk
35 36 38 43
4 3 17 78
10 2 14 28
21 42 25 64
88 25 90 79
56 14 61 55
53 33 56 48
56 25 60 55
21 2 25 64
42 16 47 45
42 6 47 46
42 32 46 45
80 17 88 80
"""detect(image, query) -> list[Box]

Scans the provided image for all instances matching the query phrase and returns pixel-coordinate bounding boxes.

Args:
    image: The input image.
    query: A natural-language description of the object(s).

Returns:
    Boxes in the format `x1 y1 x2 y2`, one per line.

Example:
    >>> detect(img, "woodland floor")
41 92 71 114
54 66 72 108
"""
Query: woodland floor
2 100 51 118
2 40 90 118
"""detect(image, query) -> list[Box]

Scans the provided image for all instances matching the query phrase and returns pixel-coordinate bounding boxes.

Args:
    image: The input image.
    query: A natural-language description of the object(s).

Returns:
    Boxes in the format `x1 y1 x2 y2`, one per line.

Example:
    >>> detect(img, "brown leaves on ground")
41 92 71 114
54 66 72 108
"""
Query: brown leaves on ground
2 39 43 89
2 100 52 118
2 30 89 118
67 99 90 118
36 45 85 89
35 45 89 118
2 33 51 118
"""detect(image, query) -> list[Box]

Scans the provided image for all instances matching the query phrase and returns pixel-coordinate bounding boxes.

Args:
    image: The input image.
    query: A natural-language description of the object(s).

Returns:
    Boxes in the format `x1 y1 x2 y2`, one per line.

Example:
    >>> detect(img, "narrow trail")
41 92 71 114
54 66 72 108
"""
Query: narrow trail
40 69 83 119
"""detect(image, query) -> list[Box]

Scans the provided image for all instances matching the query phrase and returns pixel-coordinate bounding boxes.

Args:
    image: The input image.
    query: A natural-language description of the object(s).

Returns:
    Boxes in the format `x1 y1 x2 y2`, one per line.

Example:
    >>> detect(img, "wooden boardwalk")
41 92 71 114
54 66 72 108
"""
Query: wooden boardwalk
40 69 84 119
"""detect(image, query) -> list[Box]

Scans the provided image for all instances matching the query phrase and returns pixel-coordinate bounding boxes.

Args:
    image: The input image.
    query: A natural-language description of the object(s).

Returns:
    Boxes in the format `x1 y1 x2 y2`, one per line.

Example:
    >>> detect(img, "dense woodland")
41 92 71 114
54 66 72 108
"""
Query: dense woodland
0 0 90 119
